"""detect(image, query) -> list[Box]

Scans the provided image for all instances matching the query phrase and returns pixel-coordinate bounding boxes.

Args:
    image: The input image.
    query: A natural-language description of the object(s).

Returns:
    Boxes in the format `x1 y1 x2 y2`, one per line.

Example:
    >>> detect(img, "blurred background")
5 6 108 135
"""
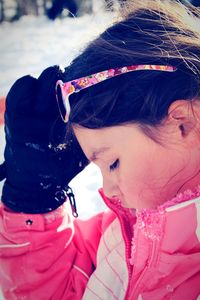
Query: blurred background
0 0 127 22
0 0 125 95
0 0 199 23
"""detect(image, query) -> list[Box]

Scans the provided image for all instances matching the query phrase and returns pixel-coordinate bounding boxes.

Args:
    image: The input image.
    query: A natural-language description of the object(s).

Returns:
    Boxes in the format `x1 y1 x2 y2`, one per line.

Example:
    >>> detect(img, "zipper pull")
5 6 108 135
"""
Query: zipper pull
65 186 78 218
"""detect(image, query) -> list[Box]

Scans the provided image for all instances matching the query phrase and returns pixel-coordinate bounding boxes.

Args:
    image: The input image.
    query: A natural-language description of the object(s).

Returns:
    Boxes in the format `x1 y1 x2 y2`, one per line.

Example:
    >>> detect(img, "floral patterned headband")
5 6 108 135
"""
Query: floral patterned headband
56 64 177 123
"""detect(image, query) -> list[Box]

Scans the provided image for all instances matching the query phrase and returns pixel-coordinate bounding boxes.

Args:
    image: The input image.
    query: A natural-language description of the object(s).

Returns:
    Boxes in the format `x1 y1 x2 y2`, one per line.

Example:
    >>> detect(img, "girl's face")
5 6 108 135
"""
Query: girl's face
73 123 200 209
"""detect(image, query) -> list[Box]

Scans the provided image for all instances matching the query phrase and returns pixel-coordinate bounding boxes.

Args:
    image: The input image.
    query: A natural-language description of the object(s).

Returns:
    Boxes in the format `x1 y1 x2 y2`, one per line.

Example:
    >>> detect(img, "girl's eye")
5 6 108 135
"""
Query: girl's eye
109 159 119 172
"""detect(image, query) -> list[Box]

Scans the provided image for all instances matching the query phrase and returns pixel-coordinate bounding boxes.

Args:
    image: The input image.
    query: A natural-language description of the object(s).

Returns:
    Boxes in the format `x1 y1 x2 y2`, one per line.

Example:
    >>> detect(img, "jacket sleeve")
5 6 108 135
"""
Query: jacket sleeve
0 202 116 300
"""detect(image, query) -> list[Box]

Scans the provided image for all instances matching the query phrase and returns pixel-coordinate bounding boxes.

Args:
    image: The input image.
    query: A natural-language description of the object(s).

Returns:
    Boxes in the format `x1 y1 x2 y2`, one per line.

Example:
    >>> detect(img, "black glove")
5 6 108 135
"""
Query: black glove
0 66 88 215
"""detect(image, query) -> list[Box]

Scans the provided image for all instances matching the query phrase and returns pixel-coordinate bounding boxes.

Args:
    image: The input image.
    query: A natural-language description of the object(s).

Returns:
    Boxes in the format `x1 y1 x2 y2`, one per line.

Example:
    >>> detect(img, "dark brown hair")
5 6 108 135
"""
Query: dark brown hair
63 0 200 131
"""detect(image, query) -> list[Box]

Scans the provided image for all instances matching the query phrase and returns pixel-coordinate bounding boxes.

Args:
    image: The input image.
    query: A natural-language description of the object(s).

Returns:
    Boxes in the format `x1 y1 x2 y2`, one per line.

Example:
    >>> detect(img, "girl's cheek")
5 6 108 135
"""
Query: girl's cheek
119 169 136 196
120 165 152 208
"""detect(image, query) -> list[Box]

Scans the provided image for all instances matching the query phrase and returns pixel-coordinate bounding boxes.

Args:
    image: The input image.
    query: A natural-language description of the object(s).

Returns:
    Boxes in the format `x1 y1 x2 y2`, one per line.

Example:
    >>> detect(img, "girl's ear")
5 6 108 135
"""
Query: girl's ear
167 99 200 145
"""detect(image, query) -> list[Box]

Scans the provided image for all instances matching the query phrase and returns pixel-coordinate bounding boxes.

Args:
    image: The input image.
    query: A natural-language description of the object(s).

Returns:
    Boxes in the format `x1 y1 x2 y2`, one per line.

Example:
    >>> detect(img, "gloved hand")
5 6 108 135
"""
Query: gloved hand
0 66 88 215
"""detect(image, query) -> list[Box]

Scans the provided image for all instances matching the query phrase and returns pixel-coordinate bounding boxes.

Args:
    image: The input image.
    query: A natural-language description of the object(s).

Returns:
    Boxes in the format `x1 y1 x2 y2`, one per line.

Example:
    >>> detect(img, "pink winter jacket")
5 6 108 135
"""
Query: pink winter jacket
0 187 200 300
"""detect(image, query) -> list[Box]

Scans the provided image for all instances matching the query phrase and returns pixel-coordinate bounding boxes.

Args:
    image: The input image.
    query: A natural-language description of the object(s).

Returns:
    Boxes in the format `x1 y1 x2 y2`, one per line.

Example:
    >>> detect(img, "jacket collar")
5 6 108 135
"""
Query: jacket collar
99 187 200 264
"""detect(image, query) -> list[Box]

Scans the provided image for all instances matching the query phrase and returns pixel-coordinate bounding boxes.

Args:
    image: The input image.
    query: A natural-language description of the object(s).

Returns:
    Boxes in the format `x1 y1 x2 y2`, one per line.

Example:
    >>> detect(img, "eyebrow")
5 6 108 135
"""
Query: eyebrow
89 147 110 161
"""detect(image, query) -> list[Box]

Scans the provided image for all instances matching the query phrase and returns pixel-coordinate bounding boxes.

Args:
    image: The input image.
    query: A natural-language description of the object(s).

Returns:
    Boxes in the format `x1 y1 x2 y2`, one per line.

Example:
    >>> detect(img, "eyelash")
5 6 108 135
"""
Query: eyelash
109 159 119 171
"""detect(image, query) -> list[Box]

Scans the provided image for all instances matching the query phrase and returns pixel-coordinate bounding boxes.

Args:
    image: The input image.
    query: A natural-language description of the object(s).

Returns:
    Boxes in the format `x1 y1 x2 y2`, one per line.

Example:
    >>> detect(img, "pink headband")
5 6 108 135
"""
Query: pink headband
56 64 177 123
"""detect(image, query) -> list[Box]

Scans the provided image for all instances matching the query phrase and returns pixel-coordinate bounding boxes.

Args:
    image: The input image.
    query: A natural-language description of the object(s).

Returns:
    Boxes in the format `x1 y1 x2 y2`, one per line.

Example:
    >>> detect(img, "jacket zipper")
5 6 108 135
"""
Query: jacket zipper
119 214 133 300
129 239 159 299
102 198 158 299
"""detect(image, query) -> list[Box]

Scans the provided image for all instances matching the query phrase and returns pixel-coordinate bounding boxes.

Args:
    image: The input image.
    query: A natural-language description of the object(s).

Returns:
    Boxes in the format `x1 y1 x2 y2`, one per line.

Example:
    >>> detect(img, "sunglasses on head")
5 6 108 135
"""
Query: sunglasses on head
56 64 177 123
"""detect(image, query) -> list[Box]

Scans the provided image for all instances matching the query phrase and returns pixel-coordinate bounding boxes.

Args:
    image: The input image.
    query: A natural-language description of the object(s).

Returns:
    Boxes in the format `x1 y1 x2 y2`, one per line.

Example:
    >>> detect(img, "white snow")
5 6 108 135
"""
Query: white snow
0 7 117 221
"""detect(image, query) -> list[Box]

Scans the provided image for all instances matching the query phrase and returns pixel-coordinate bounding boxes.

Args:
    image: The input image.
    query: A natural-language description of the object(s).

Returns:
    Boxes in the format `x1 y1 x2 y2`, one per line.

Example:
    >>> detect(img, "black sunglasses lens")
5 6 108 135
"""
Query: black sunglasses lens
56 84 67 122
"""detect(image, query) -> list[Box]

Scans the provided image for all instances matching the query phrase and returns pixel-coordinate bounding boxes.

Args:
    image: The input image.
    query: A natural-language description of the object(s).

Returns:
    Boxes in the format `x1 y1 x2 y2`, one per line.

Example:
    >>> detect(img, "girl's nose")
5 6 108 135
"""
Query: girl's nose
102 175 120 199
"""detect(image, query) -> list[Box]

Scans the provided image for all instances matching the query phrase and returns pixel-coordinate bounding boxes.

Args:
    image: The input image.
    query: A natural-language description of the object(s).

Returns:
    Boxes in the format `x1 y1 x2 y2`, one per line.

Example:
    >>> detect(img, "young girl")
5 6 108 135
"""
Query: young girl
0 0 200 299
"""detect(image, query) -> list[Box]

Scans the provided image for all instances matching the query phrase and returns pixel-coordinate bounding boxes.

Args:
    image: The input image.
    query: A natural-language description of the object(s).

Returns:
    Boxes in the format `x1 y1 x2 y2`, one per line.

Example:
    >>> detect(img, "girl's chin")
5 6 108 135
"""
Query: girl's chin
121 200 160 210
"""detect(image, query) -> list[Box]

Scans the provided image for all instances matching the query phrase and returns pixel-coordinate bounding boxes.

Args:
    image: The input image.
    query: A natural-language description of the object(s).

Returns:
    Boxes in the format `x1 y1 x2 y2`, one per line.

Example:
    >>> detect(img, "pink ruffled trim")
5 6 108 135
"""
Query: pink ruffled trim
129 185 200 265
